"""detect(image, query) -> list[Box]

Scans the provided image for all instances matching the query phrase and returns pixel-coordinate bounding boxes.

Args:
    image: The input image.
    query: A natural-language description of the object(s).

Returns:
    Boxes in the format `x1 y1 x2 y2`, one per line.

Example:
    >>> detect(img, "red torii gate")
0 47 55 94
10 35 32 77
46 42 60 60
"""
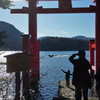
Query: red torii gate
11 0 100 81
11 0 100 99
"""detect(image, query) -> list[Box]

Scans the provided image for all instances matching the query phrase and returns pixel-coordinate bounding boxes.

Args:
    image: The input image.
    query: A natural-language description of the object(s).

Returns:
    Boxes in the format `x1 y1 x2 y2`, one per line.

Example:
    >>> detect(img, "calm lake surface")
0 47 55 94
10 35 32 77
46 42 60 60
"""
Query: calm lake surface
39 51 90 100
0 51 90 100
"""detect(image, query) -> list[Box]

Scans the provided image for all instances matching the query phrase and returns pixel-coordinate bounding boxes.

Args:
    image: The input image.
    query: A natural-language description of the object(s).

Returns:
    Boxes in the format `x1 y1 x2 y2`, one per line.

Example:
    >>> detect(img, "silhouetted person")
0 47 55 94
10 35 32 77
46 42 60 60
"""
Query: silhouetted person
61 69 72 87
94 62 100 100
69 50 92 100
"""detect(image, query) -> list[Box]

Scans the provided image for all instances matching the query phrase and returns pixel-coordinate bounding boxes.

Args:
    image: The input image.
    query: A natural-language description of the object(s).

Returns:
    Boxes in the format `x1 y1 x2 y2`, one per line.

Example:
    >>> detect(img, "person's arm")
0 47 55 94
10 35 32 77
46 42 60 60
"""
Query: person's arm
85 60 92 69
88 61 92 69
61 69 66 73
70 73 73 75
69 53 78 64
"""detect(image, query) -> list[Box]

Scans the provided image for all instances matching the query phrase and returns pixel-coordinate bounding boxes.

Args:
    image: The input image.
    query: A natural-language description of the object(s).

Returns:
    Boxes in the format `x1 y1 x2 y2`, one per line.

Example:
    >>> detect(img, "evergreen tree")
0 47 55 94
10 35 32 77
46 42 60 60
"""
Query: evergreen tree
0 31 8 46
0 0 13 9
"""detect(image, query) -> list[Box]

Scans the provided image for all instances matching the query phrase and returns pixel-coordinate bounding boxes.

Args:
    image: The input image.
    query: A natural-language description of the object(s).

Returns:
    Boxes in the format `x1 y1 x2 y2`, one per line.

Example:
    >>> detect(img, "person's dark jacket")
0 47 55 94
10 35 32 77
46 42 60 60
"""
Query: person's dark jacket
69 54 92 88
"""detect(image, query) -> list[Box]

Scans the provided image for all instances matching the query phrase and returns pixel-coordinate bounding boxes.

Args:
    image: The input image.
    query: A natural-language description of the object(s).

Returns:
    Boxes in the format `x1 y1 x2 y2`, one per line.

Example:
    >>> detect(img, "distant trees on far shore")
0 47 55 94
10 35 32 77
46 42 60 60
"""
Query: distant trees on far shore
40 37 89 51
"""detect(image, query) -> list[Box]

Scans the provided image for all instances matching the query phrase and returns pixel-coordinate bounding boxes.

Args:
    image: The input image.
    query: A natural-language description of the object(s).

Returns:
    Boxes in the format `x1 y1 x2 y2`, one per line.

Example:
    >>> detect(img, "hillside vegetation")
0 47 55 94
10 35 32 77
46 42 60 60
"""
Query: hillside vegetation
0 21 22 50
40 37 89 51
0 21 93 51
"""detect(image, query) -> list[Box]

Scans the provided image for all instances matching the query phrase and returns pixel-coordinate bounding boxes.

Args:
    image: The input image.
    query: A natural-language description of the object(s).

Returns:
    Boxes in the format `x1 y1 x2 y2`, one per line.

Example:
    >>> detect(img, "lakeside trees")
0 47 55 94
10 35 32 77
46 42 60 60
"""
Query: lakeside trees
40 37 89 51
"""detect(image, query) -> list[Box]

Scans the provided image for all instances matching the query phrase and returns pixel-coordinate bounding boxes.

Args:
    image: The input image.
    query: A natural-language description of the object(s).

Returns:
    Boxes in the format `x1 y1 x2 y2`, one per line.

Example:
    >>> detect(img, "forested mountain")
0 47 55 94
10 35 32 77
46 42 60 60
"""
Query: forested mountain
40 37 89 51
0 21 92 51
0 21 23 50
72 36 94 41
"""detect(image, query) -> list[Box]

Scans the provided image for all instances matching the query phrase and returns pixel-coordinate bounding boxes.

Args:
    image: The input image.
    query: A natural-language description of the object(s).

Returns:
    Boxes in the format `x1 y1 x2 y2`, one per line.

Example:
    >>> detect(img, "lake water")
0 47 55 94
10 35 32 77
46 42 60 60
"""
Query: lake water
0 51 91 100
39 51 90 100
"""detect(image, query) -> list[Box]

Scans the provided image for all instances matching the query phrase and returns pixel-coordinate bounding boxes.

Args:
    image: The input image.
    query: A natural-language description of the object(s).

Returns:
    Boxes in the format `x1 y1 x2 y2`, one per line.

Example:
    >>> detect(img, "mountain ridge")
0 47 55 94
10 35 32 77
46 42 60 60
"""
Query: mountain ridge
0 21 23 50
38 36 95 41
71 35 95 41
0 21 94 51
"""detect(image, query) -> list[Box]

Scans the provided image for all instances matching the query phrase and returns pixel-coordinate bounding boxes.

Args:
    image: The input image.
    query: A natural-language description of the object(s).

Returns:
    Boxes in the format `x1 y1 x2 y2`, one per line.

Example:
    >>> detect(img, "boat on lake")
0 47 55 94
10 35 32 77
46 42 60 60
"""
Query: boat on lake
48 55 54 57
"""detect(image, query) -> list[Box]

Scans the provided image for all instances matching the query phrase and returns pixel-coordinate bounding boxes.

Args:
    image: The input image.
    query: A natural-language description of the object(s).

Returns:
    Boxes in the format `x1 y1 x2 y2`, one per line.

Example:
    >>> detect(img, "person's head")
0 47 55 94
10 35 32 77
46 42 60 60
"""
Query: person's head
78 50 85 58
68 70 70 72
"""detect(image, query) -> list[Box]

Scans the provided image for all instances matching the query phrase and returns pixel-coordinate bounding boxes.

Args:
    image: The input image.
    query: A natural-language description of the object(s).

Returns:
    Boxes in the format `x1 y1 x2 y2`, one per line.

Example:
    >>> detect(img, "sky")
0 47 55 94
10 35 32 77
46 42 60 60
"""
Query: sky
0 0 96 38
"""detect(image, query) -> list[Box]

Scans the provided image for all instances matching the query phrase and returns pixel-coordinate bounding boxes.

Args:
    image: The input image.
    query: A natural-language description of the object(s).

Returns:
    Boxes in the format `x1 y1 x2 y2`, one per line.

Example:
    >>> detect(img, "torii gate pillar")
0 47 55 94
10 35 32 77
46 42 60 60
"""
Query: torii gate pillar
96 0 100 71
89 40 95 77
29 0 40 85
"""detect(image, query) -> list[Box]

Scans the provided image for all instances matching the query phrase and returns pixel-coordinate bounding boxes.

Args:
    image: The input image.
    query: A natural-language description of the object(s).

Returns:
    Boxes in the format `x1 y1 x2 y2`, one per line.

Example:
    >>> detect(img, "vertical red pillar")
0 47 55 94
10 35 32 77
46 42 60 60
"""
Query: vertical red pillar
21 34 30 98
15 72 20 100
58 0 72 9
29 41 40 85
36 41 40 79
89 40 95 77
95 0 100 72
28 0 40 85
29 0 37 43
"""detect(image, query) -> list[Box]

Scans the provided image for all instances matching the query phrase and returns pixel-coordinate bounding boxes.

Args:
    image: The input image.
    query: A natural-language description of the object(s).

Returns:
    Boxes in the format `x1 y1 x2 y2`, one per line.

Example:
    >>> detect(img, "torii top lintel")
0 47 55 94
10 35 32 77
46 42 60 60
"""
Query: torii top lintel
11 0 96 14
11 7 96 14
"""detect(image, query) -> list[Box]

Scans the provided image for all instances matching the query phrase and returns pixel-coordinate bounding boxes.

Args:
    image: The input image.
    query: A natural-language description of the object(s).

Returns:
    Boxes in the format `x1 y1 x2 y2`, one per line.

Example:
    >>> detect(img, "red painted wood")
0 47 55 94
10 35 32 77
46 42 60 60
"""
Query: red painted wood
29 42 40 85
89 40 95 76
96 0 100 71
92 43 96 48
29 0 40 85
11 7 96 14
15 72 20 100
37 41 40 79
29 0 37 43
21 35 30 98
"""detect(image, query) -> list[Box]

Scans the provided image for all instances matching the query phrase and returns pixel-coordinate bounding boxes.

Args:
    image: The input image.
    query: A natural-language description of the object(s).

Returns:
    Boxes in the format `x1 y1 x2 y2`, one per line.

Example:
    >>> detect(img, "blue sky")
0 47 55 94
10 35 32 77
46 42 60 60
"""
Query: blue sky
0 0 95 38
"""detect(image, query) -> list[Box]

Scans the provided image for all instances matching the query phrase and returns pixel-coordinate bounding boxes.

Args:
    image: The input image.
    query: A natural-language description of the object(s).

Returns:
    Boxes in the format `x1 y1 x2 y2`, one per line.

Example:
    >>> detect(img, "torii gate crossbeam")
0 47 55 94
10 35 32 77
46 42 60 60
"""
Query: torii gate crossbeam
11 7 96 14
